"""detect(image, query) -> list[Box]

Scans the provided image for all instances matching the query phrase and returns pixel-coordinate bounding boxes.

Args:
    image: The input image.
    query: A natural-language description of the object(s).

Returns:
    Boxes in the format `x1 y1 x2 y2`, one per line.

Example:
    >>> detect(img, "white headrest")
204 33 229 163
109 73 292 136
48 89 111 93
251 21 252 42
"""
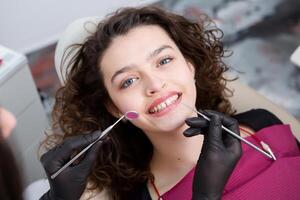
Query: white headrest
54 16 102 84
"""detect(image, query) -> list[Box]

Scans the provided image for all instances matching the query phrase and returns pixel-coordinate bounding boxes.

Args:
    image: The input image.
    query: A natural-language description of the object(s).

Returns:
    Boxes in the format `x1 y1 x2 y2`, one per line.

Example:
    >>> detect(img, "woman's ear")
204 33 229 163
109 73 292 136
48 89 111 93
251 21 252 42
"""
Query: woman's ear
105 101 123 118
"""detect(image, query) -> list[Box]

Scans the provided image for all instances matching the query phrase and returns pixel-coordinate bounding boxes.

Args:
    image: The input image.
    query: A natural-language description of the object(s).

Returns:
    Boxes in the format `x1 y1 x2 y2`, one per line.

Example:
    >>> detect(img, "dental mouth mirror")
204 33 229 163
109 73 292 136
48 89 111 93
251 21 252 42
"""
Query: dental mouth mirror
50 111 139 179
181 102 276 160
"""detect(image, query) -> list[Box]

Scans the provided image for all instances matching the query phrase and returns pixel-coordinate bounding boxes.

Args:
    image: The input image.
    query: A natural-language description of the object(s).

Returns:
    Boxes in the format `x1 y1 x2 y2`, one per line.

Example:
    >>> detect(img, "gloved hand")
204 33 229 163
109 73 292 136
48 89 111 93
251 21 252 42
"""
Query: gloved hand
40 131 103 200
184 110 242 200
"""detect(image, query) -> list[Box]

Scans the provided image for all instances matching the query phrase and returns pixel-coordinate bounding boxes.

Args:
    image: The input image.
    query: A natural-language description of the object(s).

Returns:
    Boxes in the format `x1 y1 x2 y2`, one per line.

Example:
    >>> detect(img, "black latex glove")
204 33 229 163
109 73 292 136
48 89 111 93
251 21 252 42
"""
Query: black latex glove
40 131 103 200
184 110 242 200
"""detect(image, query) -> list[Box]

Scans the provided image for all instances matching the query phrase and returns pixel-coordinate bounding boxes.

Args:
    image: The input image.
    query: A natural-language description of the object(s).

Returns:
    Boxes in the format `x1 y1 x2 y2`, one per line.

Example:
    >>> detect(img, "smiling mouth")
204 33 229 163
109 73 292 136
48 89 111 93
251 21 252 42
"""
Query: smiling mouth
148 93 182 114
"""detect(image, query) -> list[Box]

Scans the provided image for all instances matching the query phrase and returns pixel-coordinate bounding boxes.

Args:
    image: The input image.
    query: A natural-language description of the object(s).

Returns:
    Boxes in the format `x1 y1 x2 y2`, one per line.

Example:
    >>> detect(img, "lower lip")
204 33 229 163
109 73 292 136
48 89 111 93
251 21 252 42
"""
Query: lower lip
148 95 182 117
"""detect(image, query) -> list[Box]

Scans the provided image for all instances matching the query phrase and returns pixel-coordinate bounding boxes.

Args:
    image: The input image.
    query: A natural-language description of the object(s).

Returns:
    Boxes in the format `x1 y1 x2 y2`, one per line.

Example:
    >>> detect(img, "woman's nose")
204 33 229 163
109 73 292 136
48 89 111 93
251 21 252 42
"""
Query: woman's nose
145 75 166 96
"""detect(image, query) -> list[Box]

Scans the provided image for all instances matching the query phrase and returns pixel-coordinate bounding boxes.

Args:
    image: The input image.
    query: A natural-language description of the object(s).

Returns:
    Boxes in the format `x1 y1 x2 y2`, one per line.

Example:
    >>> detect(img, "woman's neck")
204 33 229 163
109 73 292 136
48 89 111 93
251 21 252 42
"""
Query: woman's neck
147 123 204 190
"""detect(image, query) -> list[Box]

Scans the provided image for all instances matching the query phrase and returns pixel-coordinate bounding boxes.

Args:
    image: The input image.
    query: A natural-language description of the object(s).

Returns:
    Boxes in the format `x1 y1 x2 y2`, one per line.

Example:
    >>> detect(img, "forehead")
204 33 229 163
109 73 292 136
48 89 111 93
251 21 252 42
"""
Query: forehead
100 25 177 75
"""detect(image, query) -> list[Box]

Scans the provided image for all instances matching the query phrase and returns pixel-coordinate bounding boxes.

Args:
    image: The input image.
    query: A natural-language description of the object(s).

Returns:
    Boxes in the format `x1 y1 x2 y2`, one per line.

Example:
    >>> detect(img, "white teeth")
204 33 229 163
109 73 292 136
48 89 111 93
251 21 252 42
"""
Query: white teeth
149 94 179 114
161 103 167 109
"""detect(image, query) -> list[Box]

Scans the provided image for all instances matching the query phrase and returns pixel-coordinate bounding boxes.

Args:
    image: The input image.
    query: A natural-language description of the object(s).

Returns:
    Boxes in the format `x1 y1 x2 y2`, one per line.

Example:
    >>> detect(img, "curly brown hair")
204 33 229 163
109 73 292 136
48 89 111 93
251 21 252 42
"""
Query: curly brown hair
47 6 235 199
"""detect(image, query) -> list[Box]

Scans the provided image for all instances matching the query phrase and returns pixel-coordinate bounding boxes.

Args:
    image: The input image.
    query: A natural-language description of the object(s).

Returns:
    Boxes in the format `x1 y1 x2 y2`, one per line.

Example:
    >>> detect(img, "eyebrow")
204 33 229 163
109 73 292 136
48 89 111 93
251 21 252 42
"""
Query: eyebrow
110 45 173 83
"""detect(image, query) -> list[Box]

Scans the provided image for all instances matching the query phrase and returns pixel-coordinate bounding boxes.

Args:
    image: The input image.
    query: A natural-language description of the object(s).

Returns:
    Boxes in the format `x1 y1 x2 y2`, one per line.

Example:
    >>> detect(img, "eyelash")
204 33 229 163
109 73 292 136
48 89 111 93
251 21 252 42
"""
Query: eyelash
120 77 139 89
158 56 173 66
120 56 174 89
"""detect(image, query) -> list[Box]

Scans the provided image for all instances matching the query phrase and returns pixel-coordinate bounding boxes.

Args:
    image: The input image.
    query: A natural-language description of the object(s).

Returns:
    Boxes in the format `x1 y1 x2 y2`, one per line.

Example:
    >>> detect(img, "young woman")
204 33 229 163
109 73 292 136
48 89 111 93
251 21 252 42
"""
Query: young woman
40 6 300 200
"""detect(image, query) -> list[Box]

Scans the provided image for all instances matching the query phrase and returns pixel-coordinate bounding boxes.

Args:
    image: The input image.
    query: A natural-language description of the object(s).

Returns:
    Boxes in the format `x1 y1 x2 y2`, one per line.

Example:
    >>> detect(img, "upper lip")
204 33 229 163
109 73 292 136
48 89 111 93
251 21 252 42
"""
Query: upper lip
147 91 181 112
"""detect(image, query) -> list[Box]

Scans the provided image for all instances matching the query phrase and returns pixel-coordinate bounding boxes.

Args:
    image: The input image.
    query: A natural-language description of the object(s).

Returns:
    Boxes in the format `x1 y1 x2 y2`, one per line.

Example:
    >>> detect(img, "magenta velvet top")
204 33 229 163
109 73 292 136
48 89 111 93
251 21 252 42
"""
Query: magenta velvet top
161 124 300 200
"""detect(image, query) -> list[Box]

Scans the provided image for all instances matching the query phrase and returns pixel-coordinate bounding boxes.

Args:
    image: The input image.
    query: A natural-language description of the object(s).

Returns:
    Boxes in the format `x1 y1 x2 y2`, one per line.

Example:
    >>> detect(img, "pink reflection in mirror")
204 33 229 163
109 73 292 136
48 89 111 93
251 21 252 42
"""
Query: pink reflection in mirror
125 111 139 120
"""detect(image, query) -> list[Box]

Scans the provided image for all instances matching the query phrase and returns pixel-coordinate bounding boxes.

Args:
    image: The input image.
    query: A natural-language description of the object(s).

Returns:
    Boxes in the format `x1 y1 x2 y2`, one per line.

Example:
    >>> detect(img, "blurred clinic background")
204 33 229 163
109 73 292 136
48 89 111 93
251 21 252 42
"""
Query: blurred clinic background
1 0 300 197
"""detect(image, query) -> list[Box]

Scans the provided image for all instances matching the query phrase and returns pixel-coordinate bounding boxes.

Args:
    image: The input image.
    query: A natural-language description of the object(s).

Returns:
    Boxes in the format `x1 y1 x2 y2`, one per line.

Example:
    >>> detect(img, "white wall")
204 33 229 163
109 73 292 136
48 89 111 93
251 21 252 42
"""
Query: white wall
0 0 156 54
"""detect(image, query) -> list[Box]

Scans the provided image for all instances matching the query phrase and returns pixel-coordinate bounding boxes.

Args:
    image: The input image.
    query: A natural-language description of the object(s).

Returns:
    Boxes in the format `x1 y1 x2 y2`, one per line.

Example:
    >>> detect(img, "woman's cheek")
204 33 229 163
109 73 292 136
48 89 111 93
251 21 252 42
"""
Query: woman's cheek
113 95 141 115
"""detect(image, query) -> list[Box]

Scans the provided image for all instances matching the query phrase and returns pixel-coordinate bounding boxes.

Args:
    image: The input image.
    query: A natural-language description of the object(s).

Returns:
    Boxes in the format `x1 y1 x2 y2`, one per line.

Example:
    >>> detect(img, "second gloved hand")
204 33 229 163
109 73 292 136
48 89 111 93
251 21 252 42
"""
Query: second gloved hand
40 131 103 200
184 110 242 200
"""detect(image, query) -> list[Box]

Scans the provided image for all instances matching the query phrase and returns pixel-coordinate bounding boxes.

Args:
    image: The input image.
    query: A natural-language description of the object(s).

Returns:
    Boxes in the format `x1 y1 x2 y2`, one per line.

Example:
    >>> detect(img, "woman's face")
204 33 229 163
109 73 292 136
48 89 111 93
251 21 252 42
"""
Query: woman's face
100 25 197 134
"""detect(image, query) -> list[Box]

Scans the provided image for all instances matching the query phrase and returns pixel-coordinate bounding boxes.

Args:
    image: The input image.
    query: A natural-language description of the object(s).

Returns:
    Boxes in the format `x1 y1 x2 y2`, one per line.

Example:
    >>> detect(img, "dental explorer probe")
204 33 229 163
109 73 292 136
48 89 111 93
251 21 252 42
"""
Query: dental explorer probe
181 103 276 160
50 111 139 179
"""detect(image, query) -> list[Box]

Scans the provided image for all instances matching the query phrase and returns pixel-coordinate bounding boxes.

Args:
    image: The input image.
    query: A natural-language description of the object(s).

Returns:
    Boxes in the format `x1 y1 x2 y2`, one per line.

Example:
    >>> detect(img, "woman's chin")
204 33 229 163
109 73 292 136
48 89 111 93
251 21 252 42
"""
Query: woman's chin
152 117 188 134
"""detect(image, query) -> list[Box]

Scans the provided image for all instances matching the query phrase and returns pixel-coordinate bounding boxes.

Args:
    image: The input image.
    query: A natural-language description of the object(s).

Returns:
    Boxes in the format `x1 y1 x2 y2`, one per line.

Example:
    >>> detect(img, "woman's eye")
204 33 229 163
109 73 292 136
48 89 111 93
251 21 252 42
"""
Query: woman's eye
120 77 139 89
159 57 173 66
